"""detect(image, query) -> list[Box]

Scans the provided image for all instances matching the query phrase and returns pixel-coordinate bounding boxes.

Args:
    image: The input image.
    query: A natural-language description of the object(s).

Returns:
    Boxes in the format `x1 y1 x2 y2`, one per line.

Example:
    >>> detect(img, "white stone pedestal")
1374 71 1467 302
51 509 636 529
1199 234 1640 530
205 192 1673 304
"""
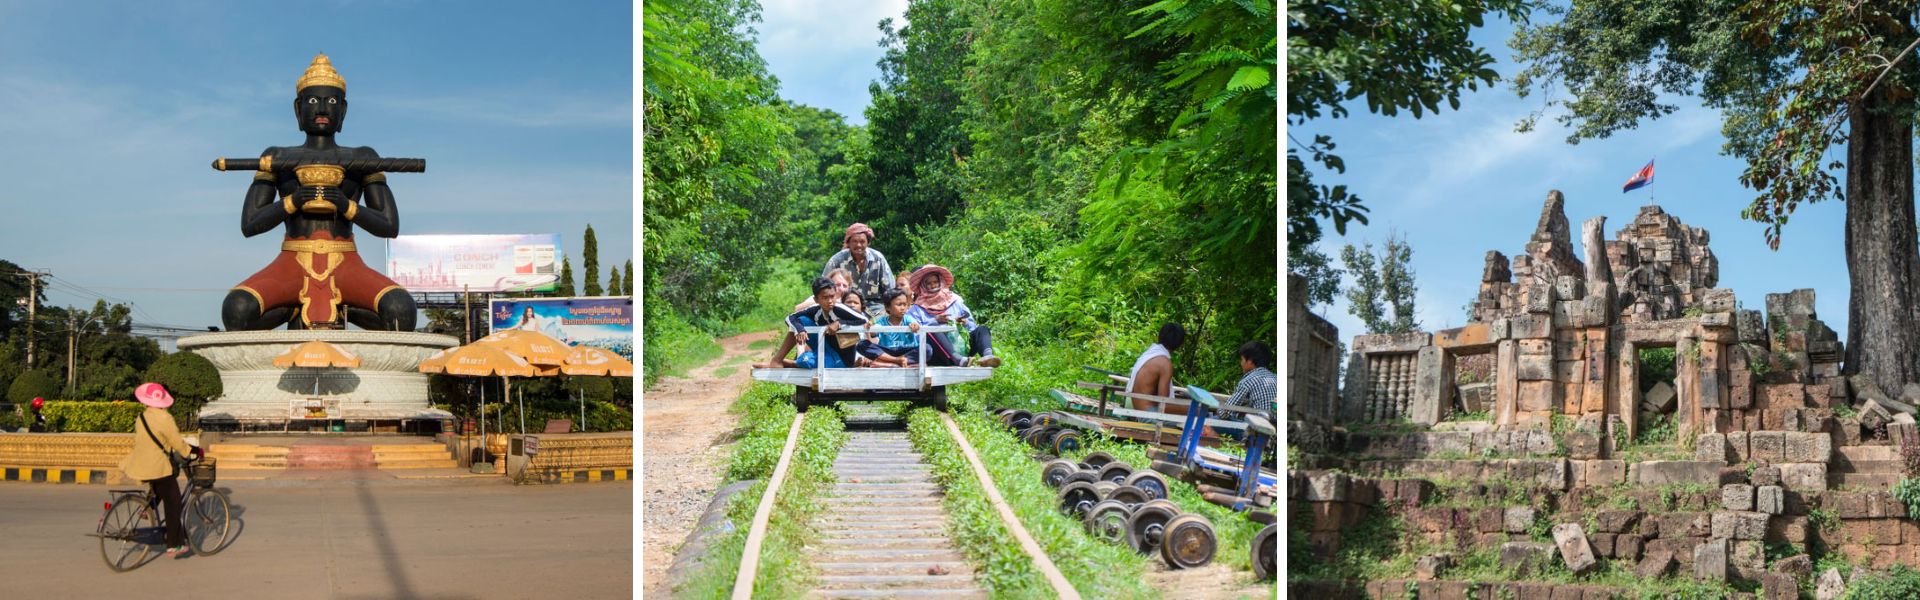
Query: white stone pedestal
180 330 460 426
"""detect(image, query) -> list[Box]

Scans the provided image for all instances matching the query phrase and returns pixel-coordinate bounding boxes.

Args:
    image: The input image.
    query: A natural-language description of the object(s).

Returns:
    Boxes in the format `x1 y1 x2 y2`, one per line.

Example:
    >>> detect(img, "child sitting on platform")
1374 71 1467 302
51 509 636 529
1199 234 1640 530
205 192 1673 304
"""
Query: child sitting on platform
856 289 922 368
758 277 868 369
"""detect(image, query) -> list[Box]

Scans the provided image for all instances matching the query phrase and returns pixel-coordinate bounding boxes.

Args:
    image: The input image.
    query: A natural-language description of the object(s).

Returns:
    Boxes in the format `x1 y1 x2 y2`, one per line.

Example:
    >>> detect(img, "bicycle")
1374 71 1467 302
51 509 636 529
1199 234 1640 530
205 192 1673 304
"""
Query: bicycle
94 455 233 571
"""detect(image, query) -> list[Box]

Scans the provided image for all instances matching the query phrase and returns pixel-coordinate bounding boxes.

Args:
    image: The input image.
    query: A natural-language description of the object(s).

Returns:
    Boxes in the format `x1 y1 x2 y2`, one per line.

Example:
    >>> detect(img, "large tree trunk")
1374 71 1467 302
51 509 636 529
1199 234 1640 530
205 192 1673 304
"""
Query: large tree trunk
1843 85 1920 395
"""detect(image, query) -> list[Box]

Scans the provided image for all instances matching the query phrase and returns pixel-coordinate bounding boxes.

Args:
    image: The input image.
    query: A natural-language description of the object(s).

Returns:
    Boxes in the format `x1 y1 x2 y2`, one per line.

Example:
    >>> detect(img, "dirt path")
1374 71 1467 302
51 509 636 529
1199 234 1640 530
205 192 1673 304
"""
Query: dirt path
641 330 777 596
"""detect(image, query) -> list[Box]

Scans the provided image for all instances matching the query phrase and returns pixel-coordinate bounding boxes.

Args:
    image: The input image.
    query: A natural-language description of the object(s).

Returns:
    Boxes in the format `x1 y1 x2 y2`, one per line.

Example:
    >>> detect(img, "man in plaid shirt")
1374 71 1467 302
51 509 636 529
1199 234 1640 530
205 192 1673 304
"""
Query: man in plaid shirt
1226 341 1276 415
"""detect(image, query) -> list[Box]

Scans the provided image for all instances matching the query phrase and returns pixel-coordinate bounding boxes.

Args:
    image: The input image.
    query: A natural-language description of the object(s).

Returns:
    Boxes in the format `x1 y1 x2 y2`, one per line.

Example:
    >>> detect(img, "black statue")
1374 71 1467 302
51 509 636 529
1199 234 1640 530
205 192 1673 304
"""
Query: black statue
215 54 423 332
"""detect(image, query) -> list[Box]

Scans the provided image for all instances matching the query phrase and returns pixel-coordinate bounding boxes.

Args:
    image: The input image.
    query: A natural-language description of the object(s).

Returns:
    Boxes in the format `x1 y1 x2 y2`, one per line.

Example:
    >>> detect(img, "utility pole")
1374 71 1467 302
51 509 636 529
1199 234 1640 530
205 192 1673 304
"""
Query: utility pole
463 285 472 344
66 313 75 395
25 271 37 370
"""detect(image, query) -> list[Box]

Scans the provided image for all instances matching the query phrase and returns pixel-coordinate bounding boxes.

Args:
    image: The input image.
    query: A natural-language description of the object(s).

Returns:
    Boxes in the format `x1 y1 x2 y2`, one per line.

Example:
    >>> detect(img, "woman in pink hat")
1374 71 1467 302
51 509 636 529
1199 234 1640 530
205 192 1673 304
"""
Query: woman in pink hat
906 265 1000 368
118 382 201 558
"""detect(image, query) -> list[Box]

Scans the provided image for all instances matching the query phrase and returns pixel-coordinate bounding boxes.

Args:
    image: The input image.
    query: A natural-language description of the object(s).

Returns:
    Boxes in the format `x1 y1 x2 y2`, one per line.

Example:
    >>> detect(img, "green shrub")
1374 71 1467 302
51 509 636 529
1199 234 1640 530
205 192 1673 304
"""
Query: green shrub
1848 565 1920 599
1893 478 1920 522
6 368 61 405
643 304 721 387
40 400 148 432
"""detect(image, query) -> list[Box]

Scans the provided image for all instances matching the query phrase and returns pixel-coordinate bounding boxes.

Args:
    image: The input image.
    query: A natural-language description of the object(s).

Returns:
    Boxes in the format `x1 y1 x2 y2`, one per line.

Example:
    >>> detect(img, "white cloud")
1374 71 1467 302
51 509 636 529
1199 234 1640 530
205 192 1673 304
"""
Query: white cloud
760 0 908 54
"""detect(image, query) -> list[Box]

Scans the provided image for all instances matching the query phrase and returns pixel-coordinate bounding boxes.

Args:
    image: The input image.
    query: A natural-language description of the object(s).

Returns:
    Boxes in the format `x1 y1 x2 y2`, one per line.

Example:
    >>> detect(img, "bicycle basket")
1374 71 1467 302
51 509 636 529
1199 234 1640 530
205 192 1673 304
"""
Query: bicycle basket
189 459 217 485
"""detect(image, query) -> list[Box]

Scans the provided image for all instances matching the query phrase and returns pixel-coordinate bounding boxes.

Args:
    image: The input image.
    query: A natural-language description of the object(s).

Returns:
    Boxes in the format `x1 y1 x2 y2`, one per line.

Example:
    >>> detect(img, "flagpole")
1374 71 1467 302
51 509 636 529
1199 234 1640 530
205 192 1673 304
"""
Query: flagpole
1648 156 1655 207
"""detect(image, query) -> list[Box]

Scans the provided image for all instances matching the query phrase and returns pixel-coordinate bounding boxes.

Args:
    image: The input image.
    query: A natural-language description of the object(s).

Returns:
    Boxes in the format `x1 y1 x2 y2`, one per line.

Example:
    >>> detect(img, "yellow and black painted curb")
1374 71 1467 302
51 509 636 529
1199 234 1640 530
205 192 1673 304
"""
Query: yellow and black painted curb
2 467 110 484
524 468 631 484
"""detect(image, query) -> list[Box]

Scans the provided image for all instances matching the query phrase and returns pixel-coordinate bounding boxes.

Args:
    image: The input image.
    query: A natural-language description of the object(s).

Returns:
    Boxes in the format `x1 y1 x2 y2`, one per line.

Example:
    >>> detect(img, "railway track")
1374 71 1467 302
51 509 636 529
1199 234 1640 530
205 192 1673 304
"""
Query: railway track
732 405 1080 600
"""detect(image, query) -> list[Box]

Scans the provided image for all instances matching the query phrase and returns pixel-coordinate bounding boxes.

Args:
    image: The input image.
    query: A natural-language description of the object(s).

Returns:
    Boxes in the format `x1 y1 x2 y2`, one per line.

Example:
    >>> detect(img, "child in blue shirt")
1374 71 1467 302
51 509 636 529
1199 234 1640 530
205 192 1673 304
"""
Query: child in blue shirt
857 289 922 367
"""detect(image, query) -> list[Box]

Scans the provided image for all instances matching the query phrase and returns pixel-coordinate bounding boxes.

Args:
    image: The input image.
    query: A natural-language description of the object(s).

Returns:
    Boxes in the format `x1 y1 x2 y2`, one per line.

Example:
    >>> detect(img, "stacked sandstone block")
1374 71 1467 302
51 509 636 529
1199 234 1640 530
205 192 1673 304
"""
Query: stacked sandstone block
1292 471 1391 557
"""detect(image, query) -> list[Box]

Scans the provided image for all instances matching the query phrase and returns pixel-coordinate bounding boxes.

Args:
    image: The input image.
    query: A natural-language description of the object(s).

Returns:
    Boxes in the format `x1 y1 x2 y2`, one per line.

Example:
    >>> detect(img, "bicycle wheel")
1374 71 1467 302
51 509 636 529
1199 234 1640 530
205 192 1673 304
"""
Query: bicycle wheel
185 488 232 556
99 495 156 572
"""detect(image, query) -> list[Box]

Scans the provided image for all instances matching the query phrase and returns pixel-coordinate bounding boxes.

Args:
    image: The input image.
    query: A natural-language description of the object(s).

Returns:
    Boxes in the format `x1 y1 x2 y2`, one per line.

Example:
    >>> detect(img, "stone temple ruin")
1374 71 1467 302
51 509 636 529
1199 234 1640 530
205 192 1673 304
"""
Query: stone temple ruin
1289 192 1920 598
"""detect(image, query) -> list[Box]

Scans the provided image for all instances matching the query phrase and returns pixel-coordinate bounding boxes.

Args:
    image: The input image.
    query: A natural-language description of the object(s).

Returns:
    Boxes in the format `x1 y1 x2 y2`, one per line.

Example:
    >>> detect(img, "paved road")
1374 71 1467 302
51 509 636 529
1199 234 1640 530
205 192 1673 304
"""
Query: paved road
0 478 631 599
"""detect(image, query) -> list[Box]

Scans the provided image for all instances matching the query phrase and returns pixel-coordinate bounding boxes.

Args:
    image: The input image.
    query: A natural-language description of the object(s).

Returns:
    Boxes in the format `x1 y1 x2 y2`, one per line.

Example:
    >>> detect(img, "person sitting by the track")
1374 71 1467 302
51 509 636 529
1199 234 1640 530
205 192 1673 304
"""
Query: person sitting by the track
1215 341 1277 441
857 289 922 368
1128 323 1187 414
906 264 1001 368
758 277 868 369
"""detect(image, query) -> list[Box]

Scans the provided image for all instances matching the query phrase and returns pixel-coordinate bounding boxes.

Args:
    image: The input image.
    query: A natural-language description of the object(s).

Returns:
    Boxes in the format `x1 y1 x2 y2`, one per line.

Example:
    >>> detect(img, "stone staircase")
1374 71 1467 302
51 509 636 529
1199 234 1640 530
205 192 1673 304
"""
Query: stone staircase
1831 444 1902 490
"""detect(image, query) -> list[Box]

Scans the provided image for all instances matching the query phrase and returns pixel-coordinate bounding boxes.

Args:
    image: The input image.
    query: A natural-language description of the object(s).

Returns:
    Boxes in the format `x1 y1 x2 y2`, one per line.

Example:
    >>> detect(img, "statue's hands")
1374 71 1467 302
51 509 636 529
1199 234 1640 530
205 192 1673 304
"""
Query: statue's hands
296 185 349 212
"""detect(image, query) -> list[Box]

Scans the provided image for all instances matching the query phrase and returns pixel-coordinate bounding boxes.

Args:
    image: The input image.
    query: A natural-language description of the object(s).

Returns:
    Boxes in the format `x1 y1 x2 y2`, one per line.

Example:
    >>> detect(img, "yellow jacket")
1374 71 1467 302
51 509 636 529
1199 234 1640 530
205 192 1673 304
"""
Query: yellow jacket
119 408 193 481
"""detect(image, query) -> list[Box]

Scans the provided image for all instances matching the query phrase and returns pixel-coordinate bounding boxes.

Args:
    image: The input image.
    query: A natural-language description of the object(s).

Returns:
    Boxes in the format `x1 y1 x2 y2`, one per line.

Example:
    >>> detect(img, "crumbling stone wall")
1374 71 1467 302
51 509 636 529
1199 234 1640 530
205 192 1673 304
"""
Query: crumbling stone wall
1288 273 1342 424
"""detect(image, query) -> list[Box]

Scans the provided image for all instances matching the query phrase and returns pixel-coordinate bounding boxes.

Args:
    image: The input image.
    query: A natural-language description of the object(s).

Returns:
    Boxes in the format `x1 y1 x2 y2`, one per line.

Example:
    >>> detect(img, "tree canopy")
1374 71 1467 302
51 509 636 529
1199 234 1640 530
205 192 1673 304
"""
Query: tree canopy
1287 0 1533 307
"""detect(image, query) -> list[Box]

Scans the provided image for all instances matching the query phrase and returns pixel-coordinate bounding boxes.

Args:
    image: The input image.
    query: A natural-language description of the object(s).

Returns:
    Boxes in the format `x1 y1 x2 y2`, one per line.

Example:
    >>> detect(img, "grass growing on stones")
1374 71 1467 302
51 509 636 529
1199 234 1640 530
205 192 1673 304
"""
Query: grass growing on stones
1840 565 1920 598
904 406 1160 599
678 383 847 599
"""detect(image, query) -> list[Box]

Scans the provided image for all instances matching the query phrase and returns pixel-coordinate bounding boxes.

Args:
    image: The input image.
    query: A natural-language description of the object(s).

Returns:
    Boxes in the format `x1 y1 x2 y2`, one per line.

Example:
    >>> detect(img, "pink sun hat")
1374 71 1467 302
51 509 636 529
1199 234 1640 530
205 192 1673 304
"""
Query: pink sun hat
134 382 174 409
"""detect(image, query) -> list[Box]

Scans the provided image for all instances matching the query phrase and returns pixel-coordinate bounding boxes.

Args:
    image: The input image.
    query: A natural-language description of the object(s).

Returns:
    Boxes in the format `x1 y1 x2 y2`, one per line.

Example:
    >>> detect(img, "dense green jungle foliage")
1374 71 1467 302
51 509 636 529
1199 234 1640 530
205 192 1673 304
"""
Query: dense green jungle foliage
644 0 1277 391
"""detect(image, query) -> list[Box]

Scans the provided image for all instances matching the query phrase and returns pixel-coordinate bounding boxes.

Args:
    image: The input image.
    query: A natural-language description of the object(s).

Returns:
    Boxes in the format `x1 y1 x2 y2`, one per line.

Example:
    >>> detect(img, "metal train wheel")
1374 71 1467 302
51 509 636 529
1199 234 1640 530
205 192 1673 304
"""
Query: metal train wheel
1107 485 1151 506
1159 514 1218 569
1091 481 1119 499
1032 412 1059 428
1006 410 1033 430
1061 471 1098 487
1097 462 1135 485
791 387 811 412
1086 500 1133 544
1050 429 1083 455
1041 428 1064 451
1082 451 1116 470
1058 482 1102 518
1251 524 1277 580
1123 470 1171 501
1126 502 1179 554
1041 459 1078 488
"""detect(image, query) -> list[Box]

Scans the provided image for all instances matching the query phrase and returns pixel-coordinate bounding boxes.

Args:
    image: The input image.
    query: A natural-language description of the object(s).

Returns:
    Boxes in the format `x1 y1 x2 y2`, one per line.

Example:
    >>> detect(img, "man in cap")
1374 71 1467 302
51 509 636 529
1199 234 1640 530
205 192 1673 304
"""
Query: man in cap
822 223 894 319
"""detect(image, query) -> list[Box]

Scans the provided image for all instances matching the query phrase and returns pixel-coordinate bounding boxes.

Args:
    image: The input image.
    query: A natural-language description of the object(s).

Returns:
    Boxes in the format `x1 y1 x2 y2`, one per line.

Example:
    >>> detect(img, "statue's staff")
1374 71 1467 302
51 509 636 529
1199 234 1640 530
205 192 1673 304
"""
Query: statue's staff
211 156 425 173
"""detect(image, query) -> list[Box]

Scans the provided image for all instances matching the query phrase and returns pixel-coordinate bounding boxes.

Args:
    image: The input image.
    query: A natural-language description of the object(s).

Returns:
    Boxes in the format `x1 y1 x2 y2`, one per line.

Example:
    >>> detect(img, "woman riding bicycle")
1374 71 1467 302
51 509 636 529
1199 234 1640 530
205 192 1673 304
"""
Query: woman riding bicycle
117 382 201 558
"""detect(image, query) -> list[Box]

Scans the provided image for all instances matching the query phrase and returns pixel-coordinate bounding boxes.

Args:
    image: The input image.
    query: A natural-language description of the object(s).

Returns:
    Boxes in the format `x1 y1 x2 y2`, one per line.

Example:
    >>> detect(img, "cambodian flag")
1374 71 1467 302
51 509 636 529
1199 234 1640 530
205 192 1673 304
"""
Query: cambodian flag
1622 159 1655 193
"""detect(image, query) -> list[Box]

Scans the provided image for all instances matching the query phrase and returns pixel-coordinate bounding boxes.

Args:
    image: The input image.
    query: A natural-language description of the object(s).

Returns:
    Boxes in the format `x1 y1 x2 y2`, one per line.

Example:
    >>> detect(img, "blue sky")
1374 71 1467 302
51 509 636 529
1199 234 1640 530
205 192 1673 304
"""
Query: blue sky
1293 17 1853 341
0 1 632 335
756 0 906 123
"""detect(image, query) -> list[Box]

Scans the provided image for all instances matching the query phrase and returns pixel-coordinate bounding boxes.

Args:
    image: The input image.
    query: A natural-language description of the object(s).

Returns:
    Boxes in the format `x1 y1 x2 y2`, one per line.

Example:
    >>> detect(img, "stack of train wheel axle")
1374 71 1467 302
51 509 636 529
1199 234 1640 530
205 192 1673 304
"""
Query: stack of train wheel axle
993 407 1275 578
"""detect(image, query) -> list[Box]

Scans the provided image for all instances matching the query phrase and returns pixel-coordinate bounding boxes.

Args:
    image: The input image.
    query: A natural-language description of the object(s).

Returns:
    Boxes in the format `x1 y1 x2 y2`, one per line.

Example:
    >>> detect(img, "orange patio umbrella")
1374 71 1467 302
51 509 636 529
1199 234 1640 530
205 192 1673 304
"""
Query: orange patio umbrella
420 342 550 438
558 346 633 431
416 347 453 373
560 346 633 377
273 340 361 368
274 340 361 396
475 329 570 367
